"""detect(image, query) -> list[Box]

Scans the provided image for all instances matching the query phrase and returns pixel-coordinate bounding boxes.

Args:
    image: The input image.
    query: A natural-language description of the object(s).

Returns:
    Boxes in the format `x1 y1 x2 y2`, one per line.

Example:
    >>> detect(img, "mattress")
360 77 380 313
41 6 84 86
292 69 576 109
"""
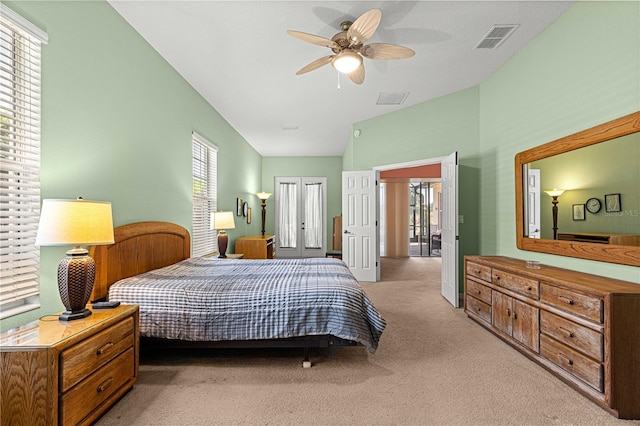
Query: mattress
108 257 386 352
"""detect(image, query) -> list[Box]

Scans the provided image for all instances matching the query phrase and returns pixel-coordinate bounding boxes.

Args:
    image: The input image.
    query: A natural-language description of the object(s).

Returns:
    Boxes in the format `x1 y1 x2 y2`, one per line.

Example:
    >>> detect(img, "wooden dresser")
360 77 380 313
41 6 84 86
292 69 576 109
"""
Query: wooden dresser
0 304 139 425
235 235 275 259
464 256 640 419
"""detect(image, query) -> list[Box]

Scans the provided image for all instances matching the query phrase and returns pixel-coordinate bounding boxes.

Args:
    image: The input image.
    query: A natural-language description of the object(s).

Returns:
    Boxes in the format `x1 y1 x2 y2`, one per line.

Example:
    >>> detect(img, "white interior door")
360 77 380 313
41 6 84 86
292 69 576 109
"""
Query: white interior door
441 152 459 307
527 169 541 238
342 171 379 282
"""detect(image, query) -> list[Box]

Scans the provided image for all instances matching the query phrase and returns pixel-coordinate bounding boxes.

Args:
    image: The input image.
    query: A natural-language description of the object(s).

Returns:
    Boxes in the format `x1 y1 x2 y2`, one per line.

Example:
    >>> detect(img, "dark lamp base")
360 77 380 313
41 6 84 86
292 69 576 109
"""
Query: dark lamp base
59 308 92 321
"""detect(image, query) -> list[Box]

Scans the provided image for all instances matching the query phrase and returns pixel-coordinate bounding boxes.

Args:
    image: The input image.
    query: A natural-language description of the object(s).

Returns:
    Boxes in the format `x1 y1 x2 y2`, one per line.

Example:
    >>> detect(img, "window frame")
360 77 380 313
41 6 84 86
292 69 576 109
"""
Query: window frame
191 132 218 257
0 5 48 319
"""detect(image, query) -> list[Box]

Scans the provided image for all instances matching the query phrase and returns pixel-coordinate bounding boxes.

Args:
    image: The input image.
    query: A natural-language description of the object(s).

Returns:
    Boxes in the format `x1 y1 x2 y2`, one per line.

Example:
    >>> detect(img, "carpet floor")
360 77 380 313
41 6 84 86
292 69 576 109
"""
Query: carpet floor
97 257 640 425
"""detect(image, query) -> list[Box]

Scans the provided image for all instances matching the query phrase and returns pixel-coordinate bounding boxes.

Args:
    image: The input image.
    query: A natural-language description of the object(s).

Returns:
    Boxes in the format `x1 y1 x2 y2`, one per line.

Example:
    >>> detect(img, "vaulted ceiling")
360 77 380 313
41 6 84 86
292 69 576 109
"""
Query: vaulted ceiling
108 1 573 157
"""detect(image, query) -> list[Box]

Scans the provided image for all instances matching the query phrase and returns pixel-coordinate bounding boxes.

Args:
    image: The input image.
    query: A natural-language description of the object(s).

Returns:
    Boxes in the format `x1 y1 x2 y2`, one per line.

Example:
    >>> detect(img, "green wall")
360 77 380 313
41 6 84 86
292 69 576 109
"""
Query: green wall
479 0 639 282
343 86 482 284
1 1 262 332
344 1 639 284
261 156 343 246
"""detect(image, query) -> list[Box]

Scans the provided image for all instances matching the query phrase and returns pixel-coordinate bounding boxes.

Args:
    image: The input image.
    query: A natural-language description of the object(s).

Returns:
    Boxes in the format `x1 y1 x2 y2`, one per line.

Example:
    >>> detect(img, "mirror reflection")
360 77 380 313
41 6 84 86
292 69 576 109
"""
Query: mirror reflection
524 133 640 245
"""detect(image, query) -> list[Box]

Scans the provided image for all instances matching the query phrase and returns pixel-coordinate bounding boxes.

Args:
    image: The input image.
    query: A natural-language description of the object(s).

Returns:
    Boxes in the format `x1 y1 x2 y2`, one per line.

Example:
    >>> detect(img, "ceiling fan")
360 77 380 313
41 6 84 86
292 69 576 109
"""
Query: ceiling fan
287 8 415 85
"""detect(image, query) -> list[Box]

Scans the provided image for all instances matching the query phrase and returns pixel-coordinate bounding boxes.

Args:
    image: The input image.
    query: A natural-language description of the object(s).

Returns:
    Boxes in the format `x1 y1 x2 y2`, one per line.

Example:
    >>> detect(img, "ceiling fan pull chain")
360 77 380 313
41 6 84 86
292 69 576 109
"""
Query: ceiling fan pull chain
337 71 341 90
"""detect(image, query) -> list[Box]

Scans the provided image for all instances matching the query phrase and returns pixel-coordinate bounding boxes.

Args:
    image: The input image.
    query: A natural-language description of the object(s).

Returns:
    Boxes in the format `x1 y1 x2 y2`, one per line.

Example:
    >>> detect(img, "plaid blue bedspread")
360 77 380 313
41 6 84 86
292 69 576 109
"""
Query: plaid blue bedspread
109 257 386 352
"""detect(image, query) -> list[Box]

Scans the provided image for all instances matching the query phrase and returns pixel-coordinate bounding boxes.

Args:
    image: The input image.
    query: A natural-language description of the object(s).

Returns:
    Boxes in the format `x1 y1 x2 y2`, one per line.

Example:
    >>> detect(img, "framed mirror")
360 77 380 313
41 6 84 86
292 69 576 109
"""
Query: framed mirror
515 111 640 267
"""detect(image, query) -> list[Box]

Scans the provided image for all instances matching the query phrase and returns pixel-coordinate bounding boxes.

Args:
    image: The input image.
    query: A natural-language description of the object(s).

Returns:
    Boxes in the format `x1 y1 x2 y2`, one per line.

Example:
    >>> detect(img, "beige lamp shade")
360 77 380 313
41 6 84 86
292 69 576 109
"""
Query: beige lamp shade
212 211 235 230
256 192 272 201
35 199 114 246
544 189 566 198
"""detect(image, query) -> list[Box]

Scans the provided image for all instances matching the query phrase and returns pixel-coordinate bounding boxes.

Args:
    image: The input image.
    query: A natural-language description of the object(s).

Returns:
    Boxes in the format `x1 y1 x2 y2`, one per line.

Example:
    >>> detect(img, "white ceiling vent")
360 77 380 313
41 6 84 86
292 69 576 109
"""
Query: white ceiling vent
376 92 409 106
475 24 519 49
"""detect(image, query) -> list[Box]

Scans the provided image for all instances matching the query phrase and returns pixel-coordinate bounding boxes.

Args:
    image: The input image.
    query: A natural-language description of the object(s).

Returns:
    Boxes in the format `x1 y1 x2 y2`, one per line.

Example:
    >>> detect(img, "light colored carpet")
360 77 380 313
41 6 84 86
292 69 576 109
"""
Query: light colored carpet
98 258 639 425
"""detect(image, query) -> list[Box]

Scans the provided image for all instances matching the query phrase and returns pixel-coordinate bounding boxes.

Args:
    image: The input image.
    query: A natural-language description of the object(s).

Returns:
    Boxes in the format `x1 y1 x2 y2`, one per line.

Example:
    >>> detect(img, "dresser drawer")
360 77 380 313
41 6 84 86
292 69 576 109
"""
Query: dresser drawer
465 295 492 324
466 262 491 282
60 348 135 426
540 283 603 323
540 335 603 392
466 279 492 304
492 269 539 299
60 316 134 392
540 311 603 361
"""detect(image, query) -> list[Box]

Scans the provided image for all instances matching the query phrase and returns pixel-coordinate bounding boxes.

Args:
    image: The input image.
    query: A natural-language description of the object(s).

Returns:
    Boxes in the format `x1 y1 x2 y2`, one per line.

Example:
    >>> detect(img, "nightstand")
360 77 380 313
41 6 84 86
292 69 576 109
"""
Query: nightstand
235 235 275 259
0 304 139 426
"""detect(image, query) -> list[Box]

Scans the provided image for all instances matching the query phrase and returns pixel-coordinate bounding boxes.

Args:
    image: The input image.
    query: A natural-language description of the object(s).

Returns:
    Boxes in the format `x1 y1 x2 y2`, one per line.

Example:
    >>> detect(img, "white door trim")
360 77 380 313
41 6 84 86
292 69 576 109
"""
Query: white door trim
373 157 447 171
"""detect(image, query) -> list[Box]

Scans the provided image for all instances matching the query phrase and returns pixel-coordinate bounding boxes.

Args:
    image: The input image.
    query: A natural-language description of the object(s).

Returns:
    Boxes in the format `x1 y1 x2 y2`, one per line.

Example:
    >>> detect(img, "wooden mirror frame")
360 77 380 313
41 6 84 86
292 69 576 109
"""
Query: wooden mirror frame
515 111 640 267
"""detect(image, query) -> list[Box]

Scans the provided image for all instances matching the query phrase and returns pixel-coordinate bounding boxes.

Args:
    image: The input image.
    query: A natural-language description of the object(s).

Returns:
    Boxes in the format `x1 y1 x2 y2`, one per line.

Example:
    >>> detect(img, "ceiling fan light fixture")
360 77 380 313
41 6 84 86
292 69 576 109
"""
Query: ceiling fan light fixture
331 51 362 74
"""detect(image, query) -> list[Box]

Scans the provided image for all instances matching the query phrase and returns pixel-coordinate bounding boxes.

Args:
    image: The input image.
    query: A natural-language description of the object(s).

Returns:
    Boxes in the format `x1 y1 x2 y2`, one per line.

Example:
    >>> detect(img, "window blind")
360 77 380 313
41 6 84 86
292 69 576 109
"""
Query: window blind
0 6 47 319
192 132 217 257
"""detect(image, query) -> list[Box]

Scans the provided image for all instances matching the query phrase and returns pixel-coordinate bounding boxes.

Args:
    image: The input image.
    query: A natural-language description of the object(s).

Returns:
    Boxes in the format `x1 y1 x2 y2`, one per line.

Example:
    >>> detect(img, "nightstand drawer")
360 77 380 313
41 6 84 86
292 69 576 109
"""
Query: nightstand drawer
60 316 134 392
60 348 135 426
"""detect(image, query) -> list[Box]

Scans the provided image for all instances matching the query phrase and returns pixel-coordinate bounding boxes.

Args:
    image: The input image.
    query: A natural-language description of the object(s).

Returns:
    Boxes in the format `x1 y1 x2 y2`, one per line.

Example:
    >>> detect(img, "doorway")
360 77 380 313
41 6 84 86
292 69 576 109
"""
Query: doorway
274 176 327 258
409 181 442 257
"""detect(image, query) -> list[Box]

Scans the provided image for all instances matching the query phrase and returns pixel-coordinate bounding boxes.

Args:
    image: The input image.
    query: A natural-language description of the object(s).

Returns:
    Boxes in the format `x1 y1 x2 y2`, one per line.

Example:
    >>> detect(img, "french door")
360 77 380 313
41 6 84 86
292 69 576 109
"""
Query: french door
274 177 326 258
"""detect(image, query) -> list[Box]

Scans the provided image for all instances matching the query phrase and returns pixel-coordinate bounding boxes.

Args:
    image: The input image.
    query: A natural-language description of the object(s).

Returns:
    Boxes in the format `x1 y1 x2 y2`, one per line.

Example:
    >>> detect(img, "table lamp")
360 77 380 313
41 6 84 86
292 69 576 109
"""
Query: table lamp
35 198 114 321
256 192 272 236
212 211 235 258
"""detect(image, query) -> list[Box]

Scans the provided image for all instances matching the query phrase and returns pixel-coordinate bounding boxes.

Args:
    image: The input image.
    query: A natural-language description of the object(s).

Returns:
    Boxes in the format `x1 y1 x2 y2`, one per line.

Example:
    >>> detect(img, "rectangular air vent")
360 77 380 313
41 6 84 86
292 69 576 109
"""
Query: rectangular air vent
475 24 519 49
376 92 409 105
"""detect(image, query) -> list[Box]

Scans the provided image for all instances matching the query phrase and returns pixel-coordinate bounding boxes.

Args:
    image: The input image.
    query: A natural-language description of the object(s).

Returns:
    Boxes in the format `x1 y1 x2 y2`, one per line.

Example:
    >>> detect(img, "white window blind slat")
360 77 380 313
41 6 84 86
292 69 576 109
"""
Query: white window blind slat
0 8 45 319
192 132 217 257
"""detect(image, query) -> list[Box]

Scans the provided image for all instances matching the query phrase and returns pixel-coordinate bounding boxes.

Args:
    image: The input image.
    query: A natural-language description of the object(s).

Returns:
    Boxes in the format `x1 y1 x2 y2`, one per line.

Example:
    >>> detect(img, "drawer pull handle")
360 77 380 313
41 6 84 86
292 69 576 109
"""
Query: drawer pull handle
559 327 574 338
476 289 482 294
97 377 113 394
558 352 574 366
558 296 574 305
506 308 511 317
526 286 532 291
97 342 114 356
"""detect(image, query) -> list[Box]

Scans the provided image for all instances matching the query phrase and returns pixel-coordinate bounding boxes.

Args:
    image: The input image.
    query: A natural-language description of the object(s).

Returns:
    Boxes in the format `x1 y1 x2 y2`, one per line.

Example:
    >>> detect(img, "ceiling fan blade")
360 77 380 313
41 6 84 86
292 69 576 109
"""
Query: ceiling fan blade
361 43 415 60
347 63 365 85
347 8 382 45
296 55 334 75
287 30 338 49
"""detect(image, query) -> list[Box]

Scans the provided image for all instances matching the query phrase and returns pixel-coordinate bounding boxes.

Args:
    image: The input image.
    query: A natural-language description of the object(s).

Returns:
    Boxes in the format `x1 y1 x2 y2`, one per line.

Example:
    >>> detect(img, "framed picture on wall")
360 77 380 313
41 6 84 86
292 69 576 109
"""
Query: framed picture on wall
572 204 585 221
605 193 621 212
236 198 243 216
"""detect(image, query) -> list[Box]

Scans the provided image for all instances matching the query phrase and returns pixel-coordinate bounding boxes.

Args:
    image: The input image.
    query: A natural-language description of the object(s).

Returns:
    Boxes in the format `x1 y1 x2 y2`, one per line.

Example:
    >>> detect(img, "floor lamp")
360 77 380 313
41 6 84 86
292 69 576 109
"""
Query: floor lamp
35 198 114 320
544 189 565 240
256 192 272 236
212 211 235 258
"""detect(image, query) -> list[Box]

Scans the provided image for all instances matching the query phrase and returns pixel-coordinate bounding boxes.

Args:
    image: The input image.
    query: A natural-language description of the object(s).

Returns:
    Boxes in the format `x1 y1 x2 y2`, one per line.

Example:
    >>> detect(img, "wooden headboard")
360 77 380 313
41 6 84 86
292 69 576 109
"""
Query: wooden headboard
89 221 191 301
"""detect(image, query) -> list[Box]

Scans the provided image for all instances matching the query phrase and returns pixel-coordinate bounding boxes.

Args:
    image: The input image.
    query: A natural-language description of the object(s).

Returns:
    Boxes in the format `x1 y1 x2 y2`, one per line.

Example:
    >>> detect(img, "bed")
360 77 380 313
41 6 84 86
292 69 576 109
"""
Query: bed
89 221 385 361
